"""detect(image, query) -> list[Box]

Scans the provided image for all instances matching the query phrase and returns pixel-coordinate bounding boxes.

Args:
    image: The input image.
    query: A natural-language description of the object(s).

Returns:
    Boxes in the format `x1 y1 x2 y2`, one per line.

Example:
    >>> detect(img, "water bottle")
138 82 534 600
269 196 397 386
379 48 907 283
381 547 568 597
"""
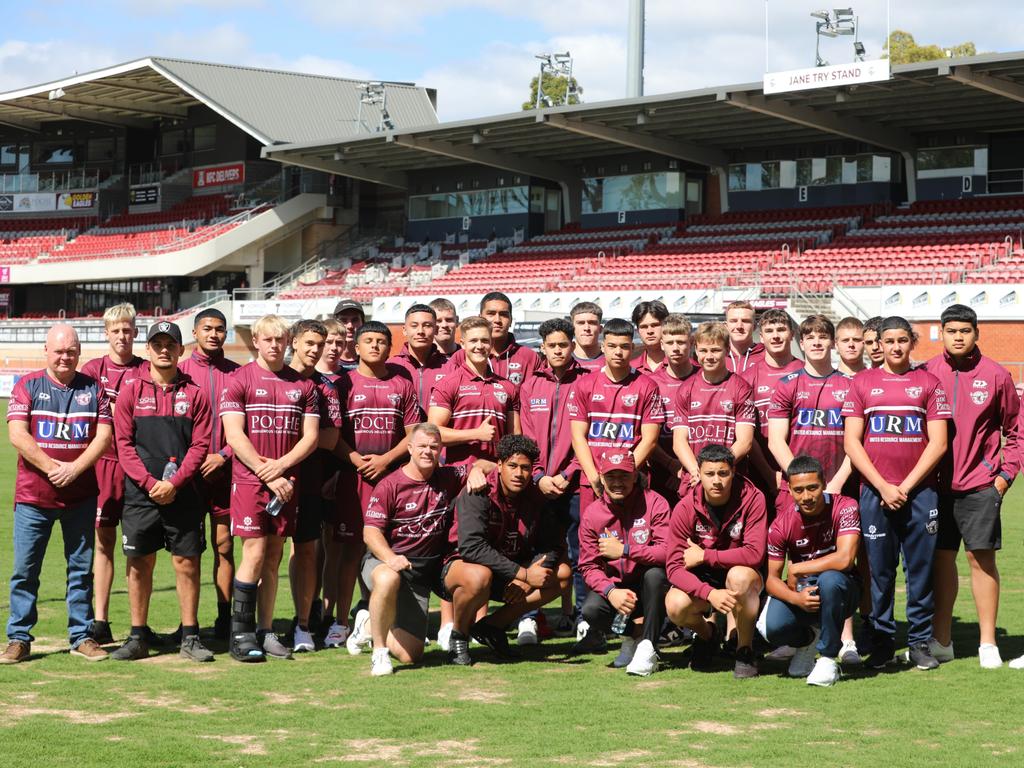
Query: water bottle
611 611 629 635
161 456 178 481
265 477 294 517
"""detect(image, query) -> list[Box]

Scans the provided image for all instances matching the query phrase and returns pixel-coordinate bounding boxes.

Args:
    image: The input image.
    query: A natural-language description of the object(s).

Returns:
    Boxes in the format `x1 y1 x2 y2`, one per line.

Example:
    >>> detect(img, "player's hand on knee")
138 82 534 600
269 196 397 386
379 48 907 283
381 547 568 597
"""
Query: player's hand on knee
708 588 737 615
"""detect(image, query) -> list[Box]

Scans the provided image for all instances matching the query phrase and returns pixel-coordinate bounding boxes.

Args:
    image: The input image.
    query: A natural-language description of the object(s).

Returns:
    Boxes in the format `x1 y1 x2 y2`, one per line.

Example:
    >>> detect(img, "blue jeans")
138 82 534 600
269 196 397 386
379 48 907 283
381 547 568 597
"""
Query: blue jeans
564 491 587 618
860 484 938 644
757 570 859 658
7 499 96 647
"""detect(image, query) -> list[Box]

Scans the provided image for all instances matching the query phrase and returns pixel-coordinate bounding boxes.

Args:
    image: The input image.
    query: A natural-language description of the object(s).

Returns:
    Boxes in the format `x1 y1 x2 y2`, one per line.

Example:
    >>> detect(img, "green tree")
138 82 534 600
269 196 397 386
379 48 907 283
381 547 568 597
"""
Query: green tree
883 30 977 64
522 72 583 110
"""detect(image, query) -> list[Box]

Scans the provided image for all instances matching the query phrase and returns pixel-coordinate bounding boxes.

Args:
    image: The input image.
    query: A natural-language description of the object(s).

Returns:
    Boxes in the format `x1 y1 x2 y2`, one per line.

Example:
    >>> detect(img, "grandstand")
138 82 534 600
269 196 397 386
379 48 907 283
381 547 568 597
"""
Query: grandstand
1 50 1024 372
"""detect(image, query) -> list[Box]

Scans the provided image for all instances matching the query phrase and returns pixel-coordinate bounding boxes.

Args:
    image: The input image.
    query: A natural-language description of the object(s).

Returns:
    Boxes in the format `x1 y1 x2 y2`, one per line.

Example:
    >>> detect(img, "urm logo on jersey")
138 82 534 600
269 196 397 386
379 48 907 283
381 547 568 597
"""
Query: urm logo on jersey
867 414 923 435
36 420 91 441
795 407 843 429
587 421 634 442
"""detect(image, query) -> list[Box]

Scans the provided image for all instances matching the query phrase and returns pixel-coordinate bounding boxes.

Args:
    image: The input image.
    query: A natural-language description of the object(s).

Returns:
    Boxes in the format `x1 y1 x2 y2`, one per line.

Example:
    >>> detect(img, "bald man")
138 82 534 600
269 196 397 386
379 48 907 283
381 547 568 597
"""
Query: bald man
2 326 113 663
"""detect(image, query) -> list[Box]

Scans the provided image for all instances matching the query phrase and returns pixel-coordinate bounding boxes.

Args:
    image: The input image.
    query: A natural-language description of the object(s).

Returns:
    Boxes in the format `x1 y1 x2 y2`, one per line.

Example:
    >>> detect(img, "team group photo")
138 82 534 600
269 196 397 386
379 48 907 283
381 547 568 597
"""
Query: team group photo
2 1 1024 766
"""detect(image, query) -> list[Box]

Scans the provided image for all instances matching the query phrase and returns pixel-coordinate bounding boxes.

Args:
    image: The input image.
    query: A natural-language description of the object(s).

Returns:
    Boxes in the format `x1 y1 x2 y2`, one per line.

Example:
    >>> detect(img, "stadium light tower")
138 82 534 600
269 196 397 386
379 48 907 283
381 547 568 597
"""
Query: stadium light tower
534 52 579 109
356 82 395 133
626 0 645 98
812 7 857 67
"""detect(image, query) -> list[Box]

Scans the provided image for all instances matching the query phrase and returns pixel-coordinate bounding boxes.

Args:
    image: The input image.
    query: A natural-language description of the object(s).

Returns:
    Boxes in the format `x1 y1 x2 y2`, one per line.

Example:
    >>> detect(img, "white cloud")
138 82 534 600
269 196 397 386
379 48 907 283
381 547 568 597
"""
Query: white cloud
0 40 124 91
156 22 252 64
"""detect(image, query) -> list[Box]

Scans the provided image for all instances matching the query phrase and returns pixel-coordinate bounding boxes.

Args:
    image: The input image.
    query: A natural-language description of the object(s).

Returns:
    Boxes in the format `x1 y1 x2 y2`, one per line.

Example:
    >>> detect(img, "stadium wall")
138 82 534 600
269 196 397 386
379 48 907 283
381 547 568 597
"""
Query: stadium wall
911 321 1024 383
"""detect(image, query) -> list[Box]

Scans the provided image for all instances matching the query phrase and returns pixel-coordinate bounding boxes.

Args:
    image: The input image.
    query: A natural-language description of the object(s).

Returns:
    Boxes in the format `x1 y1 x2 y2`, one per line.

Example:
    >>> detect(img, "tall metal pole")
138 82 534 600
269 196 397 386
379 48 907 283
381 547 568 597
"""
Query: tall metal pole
626 0 644 98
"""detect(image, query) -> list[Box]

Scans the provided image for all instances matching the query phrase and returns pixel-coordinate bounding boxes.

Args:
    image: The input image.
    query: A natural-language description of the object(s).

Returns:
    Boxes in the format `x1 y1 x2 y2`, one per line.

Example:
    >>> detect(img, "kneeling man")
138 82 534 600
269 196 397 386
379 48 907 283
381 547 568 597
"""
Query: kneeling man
442 435 570 665
575 450 670 676
665 444 767 678
757 455 861 686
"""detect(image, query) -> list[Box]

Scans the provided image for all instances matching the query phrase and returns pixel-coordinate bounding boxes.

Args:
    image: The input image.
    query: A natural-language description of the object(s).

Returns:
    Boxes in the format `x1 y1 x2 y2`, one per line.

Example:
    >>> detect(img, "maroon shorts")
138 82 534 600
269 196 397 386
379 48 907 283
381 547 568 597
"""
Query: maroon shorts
201 473 232 521
331 469 375 542
230 482 298 539
94 456 125 529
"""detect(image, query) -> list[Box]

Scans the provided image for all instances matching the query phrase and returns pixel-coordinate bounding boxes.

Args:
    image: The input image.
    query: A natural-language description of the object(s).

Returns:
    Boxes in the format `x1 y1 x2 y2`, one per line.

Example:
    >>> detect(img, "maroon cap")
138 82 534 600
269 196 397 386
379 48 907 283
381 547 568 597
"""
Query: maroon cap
596 450 635 475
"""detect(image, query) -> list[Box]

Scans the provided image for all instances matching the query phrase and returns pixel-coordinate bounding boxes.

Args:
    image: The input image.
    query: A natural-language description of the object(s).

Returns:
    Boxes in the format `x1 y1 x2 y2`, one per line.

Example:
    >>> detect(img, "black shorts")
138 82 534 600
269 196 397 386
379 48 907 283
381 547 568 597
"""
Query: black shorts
294 494 326 544
121 504 206 558
937 485 1003 552
688 566 726 594
441 552 557 603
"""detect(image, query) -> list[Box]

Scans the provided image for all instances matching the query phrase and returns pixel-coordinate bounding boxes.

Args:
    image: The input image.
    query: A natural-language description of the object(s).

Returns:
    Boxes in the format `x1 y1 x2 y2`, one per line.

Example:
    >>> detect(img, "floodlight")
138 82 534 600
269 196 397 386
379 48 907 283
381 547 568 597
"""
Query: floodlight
48 87 66 100
810 10 830 20
834 8 854 17
854 41 867 57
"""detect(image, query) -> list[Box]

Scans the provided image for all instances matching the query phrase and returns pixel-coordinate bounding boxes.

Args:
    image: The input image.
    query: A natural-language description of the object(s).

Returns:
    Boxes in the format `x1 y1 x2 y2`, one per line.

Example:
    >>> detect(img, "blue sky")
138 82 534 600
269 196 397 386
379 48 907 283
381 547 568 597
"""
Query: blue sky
3 1 1021 122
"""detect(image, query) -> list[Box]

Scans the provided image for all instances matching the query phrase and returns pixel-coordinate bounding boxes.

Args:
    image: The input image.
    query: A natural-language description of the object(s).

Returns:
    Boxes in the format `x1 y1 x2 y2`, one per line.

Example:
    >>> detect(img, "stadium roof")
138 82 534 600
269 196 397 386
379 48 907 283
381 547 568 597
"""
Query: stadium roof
263 51 1024 189
0 57 438 145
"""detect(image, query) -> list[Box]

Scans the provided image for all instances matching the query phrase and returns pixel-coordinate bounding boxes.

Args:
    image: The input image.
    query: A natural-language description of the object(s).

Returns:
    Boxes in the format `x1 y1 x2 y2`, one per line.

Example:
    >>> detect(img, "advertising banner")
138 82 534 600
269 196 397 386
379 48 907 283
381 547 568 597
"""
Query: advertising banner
56 191 96 210
129 185 160 205
4 193 56 213
193 163 245 189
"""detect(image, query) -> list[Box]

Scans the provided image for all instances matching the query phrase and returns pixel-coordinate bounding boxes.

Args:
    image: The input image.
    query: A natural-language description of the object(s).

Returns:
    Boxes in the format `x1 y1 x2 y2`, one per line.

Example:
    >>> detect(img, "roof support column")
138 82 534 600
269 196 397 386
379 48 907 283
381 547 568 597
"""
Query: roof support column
715 166 730 214
559 179 582 225
901 151 917 204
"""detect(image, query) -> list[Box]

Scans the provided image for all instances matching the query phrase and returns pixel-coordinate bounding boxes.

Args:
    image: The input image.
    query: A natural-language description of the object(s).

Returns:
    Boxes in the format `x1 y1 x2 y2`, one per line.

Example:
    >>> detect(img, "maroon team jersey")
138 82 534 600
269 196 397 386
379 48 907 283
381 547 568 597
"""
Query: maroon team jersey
670 371 756 457
567 369 665 475
8 370 112 508
428 365 519 466
219 362 320 486
298 371 343 496
80 354 144 458
363 464 468 558
748 358 804 438
768 493 860 571
337 369 422 457
445 334 540 390
767 368 851 482
388 344 449 412
573 351 605 372
842 366 951 486
650 366 696 454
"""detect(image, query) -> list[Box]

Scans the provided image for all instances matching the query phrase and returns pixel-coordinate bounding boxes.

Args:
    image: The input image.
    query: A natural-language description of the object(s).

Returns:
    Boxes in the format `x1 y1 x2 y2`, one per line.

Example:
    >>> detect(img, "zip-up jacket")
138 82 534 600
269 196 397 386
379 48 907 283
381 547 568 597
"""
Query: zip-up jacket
178 348 239 459
114 367 212 510
519 361 585 484
666 475 767 600
925 347 1021 492
446 333 541 390
388 343 449 412
726 342 765 374
578 487 669 596
450 469 562 588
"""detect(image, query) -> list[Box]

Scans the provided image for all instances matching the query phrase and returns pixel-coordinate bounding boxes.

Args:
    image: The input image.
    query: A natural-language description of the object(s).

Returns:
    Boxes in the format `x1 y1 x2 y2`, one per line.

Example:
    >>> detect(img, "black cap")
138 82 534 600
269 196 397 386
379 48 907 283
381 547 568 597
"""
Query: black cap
333 298 364 319
147 320 183 345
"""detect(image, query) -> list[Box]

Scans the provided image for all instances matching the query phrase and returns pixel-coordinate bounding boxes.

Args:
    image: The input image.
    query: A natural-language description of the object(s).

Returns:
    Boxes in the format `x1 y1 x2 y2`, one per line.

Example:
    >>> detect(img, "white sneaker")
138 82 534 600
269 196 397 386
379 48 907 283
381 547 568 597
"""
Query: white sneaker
323 622 349 649
625 639 658 676
370 647 393 676
806 656 841 687
517 617 539 646
575 620 591 642
293 626 315 653
839 639 862 665
436 622 454 652
788 628 820 678
612 636 638 668
765 644 796 661
1009 653 1024 670
346 609 371 655
979 643 1003 669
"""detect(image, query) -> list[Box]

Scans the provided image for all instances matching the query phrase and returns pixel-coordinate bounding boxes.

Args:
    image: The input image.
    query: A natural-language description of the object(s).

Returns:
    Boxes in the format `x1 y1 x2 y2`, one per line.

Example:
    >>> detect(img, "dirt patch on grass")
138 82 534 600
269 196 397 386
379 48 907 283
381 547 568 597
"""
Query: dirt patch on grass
587 750 652 767
316 738 510 766
633 680 668 690
688 721 741 736
758 707 806 718
198 730 290 757
5 706 136 726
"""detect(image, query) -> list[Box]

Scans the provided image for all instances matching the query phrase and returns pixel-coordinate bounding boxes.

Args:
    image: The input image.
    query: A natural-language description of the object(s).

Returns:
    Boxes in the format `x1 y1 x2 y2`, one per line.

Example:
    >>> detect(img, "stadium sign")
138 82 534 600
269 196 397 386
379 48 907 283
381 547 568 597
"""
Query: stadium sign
56 192 95 210
129 185 160 206
841 283 1024 320
764 61 890 95
193 162 245 189
0 193 55 214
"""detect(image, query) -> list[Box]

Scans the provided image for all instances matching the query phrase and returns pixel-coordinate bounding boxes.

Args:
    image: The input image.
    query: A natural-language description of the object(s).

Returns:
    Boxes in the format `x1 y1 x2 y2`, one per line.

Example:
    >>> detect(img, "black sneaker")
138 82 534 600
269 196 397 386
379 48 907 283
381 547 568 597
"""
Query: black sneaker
571 628 608 655
89 620 114 645
689 623 720 671
213 614 231 641
470 620 516 659
230 632 266 663
864 633 896 669
907 641 939 671
180 635 215 663
721 629 738 659
733 645 759 679
167 624 183 646
143 625 170 648
448 631 473 666
659 623 693 648
110 634 149 661
855 615 875 656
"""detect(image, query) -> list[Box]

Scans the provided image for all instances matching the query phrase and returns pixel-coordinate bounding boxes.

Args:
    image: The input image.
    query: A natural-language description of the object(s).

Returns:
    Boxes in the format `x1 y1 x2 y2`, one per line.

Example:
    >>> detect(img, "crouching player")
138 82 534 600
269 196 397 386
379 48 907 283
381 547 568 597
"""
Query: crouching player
756 456 861 686
665 445 767 678
574 451 669 676
442 435 571 665
349 424 483 675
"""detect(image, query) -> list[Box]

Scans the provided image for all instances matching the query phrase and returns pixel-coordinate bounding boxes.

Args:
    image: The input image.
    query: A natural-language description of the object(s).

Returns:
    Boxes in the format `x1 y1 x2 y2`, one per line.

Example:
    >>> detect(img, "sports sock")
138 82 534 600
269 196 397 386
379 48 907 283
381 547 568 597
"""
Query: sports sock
181 625 200 638
217 601 231 622
130 625 147 638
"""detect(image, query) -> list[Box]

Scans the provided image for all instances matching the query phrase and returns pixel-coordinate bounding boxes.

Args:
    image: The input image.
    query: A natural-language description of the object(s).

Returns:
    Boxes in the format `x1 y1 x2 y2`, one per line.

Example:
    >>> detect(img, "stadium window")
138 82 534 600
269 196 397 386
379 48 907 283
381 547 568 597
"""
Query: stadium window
872 155 893 183
667 160 678 169
856 155 872 183
825 157 843 184
529 187 544 213
582 171 683 212
779 160 797 188
161 130 184 156
193 125 216 152
87 137 115 163
642 161 653 171
35 141 76 165
728 164 746 192
916 146 976 173
0 144 15 167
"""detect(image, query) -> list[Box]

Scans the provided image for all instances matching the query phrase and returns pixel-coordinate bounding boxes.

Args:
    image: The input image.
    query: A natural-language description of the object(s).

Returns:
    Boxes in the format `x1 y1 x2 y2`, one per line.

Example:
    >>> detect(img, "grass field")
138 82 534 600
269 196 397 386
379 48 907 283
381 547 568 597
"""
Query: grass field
1 403 1023 767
